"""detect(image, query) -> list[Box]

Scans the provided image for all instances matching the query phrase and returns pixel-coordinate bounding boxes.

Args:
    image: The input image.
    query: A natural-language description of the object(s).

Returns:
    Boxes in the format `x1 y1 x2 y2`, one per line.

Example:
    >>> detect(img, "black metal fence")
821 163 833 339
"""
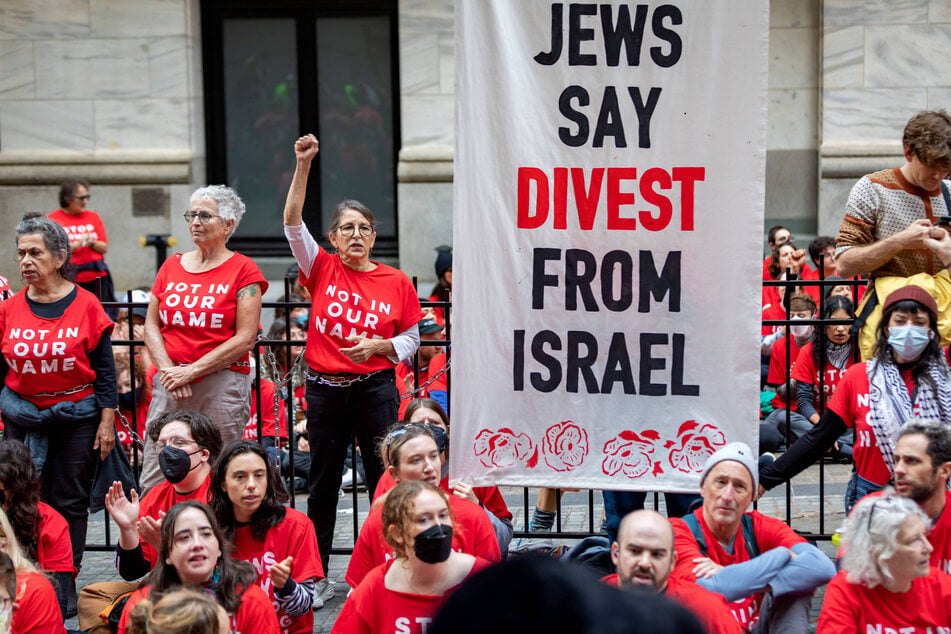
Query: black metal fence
84 269 866 552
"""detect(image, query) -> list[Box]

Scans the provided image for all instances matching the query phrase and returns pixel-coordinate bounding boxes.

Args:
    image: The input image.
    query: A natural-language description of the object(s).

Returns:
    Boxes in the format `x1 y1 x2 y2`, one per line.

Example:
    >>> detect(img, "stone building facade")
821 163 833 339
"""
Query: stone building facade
0 0 948 296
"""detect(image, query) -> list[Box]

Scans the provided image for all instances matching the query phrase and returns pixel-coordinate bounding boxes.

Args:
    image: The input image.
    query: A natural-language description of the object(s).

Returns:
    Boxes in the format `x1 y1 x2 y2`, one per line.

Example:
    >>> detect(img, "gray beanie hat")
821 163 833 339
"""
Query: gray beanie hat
700 441 758 489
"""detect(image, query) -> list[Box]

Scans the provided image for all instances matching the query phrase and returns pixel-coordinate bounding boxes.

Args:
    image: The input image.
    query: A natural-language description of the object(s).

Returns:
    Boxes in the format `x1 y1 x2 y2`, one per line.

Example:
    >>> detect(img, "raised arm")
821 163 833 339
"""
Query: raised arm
284 135 319 227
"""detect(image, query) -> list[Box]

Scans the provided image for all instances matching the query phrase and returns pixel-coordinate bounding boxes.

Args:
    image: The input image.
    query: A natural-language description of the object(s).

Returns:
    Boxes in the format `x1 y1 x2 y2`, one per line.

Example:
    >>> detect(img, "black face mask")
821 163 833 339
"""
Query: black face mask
158 446 202 484
117 388 141 411
413 523 453 564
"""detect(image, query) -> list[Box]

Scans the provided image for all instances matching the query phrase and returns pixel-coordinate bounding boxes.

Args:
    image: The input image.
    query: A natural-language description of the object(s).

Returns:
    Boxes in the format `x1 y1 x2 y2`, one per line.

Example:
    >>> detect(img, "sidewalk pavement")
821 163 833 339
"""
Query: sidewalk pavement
69 461 850 633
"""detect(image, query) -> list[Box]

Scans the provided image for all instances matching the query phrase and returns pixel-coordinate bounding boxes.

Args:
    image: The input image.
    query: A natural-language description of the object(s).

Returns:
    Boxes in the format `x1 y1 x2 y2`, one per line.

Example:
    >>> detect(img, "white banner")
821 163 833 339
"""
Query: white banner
451 1 768 492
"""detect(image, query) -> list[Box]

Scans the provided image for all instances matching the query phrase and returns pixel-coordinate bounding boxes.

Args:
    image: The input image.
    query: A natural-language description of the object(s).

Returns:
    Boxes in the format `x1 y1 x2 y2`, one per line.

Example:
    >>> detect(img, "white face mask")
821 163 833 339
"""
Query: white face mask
789 316 812 339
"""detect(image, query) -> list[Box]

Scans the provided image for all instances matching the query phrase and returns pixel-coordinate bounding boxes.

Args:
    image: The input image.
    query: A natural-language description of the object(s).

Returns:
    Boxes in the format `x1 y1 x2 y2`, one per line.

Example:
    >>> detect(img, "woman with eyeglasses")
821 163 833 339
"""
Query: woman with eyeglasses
117 501 279 634
0 214 116 614
760 285 951 512
333 480 491 634
818 492 951 631
208 440 325 627
0 507 63 632
140 185 267 492
282 134 424 593
346 424 500 589
48 180 119 319
373 398 514 558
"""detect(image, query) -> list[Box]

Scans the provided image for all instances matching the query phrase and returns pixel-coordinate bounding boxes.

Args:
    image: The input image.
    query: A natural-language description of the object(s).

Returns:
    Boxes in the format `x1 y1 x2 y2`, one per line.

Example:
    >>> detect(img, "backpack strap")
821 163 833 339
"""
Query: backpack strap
683 512 760 560
740 513 759 559
682 513 707 557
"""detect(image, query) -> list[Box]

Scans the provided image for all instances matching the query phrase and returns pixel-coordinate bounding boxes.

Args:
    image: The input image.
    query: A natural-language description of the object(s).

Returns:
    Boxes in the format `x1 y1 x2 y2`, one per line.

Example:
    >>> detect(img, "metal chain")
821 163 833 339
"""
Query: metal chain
33 383 93 398
400 356 452 400
115 407 146 449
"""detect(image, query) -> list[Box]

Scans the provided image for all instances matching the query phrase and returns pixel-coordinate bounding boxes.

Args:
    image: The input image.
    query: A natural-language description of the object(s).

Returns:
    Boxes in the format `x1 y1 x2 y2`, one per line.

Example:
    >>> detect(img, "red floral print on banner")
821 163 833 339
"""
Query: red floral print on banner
666 420 726 473
541 421 588 472
473 428 537 469
602 430 663 478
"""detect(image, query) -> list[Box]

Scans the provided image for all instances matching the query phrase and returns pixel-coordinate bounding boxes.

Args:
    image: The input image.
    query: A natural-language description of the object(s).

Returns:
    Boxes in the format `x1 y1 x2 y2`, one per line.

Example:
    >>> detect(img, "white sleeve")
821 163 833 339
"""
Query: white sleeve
389 323 420 363
283 222 320 278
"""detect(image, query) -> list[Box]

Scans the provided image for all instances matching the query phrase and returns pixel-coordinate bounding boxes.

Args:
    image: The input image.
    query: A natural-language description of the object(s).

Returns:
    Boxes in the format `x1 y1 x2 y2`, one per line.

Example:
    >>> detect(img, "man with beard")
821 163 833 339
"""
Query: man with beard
670 443 835 633
603 510 740 634
878 419 951 574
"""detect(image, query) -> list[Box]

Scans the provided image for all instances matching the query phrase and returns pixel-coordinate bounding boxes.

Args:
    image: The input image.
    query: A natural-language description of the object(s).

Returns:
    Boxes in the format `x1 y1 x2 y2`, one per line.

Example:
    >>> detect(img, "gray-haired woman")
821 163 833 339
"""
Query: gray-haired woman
141 186 267 491
0 212 117 597
818 492 951 631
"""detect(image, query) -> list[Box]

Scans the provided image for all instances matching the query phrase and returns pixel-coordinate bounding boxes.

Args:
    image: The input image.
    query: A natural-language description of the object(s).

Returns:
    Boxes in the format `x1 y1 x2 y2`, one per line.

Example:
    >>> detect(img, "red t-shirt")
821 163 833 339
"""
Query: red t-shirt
136 476 212 570
373 472 513 522
37 502 74 575
427 352 448 393
817 568 951 633
767 336 801 411
151 252 267 373
601 574 741 634
332 557 490 634
346 494 501 588
671 509 806 632
12 569 65 634
760 303 786 338
48 209 107 283
395 360 429 420
790 342 854 412
0 287 113 408
232 508 324 634
243 379 289 441
827 362 917 485
300 248 424 374
118 584 280 634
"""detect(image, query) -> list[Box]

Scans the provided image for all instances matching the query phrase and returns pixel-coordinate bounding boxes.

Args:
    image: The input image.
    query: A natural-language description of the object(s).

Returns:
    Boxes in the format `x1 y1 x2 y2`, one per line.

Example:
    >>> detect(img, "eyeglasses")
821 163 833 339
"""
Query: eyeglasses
76 195 91 202
866 494 898 532
157 436 197 450
183 211 221 224
336 223 374 238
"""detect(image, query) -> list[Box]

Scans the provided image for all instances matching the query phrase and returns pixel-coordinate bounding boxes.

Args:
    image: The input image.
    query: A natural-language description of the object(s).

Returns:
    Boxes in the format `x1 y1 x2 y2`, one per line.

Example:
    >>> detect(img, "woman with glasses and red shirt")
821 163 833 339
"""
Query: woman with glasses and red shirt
48 180 118 319
140 185 267 492
283 134 424 589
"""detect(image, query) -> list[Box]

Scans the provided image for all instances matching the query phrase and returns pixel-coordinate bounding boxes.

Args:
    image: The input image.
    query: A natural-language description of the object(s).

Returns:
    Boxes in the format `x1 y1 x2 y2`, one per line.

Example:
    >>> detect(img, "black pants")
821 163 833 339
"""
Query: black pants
4 415 99 573
305 370 398 572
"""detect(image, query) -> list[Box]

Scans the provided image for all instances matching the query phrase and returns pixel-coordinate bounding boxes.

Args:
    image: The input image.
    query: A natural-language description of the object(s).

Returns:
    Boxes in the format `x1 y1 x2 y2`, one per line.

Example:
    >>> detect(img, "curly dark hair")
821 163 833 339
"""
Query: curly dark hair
873 298 943 392
209 441 288 543
902 110 951 173
768 242 798 280
143 501 256 613
0 441 42 562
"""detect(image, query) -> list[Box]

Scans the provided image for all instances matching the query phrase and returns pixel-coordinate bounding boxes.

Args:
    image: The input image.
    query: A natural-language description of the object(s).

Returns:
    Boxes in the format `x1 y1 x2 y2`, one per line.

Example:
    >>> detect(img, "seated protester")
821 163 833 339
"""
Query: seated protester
374 398 514 558
759 293 817 453
117 502 279 634
818 493 951 632
127 589 229 634
114 353 148 461
332 481 491 634
759 286 951 513
804 236 837 280
106 410 222 580
762 242 809 321
209 441 324 624
791 295 857 458
0 441 72 616
346 424 500 588
425 351 448 413
0 507 64 633
860 420 951 574
604 510 740 634
242 375 289 450
395 319 445 420
761 226 792 280
670 442 835 632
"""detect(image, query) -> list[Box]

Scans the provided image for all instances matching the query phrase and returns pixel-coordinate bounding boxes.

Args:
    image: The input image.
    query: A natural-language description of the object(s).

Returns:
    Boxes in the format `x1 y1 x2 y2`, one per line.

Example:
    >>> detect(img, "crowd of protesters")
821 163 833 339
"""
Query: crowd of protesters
0 111 947 633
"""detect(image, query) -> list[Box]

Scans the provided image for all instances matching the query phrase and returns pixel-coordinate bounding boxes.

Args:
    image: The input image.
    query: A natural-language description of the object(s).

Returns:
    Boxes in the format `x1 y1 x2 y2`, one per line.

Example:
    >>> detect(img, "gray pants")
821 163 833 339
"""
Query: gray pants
139 368 251 493
750 592 811 634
